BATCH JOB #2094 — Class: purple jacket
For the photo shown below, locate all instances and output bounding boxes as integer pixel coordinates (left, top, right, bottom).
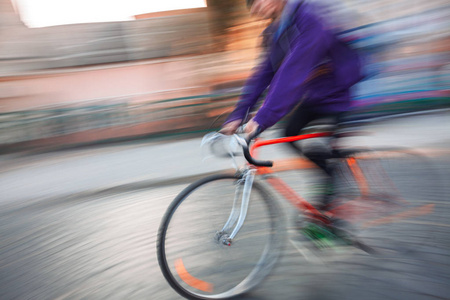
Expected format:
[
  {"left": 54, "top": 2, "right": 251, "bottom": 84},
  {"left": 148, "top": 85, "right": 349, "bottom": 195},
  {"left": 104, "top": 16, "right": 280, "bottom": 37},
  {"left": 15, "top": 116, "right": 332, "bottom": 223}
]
[{"left": 226, "top": 1, "right": 362, "bottom": 130}]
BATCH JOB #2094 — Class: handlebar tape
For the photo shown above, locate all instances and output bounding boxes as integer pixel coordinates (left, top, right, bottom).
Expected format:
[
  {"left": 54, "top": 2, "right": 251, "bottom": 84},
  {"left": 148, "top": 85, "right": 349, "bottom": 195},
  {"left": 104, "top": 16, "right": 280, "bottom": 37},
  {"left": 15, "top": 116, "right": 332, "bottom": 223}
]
[
  {"left": 243, "top": 127, "right": 273, "bottom": 167},
  {"left": 242, "top": 143, "right": 274, "bottom": 167}
]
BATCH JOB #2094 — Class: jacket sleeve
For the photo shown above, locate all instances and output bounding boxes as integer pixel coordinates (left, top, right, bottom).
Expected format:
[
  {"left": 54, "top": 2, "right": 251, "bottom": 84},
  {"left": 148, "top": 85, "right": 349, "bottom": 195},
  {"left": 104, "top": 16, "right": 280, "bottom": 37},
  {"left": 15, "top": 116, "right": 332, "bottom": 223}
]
[
  {"left": 224, "top": 55, "right": 275, "bottom": 124},
  {"left": 253, "top": 16, "right": 330, "bottom": 130}
]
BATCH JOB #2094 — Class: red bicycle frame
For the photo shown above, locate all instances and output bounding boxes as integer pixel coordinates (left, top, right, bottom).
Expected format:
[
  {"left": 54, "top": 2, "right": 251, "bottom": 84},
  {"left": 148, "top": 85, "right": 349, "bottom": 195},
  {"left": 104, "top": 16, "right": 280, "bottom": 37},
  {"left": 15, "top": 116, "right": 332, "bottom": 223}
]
[
  {"left": 249, "top": 132, "right": 434, "bottom": 227},
  {"left": 250, "top": 132, "right": 333, "bottom": 223}
]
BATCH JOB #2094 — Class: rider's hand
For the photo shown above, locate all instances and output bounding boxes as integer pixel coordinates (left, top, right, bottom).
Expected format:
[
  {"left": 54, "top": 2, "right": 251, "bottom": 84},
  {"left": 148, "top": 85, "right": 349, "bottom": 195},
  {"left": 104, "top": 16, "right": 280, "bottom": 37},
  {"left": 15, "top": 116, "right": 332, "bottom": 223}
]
[
  {"left": 220, "top": 119, "right": 242, "bottom": 135},
  {"left": 244, "top": 118, "right": 260, "bottom": 139}
]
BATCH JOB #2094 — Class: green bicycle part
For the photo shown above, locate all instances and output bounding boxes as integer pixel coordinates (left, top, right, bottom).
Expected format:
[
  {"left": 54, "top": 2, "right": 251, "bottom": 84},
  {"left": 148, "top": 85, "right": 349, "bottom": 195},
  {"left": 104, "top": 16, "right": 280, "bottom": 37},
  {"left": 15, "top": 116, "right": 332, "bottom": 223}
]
[{"left": 301, "top": 222, "right": 348, "bottom": 249}]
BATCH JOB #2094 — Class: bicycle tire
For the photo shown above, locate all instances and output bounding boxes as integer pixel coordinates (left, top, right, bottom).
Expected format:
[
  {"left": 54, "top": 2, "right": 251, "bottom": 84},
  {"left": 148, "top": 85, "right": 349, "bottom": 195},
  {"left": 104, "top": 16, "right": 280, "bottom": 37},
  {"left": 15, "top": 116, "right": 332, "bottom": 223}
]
[
  {"left": 331, "top": 147, "right": 442, "bottom": 253},
  {"left": 157, "top": 173, "right": 284, "bottom": 300}
]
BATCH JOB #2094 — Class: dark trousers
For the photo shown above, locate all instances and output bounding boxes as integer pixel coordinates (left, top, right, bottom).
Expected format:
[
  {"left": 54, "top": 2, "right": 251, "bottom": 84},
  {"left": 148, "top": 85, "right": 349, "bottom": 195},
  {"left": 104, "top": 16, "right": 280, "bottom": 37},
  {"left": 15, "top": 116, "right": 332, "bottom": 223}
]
[{"left": 284, "top": 105, "right": 340, "bottom": 177}]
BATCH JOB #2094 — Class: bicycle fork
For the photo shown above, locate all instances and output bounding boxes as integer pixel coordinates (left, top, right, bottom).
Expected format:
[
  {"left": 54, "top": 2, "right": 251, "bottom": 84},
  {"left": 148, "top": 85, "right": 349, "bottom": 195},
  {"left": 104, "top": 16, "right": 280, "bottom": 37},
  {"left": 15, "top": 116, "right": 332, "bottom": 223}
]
[{"left": 215, "top": 169, "right": 256, "bottom": 246}]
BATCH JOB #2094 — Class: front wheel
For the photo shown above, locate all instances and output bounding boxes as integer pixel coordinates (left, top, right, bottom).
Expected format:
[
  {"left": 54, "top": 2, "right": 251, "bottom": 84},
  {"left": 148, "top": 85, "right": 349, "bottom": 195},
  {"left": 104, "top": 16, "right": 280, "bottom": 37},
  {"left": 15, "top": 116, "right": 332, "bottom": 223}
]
[{"left": 157, "top": 174, "right": 284, "bottom": 300}]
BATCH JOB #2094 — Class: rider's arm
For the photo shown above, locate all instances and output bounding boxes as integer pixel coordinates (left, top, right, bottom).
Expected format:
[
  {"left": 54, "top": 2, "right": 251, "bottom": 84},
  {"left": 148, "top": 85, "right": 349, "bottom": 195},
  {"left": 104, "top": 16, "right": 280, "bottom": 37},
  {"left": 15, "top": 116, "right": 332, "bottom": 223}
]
[
  {"left": 253, "top": 15, "right": 331, "bottom": 130},
  {"left": 224, "top": 56, "right": 275, "bottom": 125}
]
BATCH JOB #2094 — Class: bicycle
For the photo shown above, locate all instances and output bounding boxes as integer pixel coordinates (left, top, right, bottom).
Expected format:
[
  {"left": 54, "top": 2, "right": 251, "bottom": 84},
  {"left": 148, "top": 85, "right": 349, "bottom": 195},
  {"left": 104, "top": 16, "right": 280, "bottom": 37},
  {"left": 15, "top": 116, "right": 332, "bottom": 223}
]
[{"left": 157, "top": 128, "right": 438, "bottom": 300}]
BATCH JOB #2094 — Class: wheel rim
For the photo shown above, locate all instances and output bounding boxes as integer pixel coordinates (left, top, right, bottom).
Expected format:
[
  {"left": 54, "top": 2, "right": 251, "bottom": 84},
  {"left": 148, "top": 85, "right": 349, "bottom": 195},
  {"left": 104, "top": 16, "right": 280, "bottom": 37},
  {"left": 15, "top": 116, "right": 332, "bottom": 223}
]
[{"left": 157, "top": 175, "right": 282, "bottom": 299}]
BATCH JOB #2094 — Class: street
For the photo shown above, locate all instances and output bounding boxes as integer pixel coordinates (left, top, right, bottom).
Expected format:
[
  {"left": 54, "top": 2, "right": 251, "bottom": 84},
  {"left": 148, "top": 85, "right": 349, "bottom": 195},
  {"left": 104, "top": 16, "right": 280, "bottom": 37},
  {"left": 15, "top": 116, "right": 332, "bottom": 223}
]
[{"left": 1, "top": 112, "right": 450, "bottom": 299}]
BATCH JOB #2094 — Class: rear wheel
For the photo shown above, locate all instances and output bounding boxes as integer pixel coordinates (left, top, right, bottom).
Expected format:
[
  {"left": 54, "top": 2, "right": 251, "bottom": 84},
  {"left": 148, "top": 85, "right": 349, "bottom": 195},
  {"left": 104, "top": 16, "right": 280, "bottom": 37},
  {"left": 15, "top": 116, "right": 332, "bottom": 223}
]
[
  {"left": 331, "top": 148, "right": 441, "bottom": 253},
  {"left": 157, "top": 173, "right": 284, "bottom": 299}
]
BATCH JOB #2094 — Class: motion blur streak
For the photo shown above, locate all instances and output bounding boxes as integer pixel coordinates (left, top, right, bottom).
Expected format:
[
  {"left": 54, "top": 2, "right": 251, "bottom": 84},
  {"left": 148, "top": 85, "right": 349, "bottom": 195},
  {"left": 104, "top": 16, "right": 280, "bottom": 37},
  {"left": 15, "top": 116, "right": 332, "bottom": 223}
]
[
  {"left": 0, "top": 0, "right": 448, "bottom": 149},
  {"left": 0, "top": 0, "right": 448, "bottom": 299}
]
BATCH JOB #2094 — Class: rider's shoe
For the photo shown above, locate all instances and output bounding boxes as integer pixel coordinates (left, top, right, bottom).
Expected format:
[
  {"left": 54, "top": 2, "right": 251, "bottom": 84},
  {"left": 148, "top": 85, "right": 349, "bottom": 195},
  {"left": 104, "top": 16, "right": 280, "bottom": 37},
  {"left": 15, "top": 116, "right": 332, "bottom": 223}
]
[{"left": 296, "top": 214, "right": 353, "bottom": 250}]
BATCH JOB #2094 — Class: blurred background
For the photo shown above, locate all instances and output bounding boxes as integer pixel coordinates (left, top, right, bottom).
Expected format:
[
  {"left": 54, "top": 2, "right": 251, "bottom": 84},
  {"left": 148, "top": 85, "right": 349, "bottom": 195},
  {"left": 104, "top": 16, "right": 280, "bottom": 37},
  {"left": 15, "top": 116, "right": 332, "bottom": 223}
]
[
  {"left": 0, "top": 1, "right": 449, "bottom": 300},
  {"left": 0, "top": 0, "right": 448, "bottom": 152}
]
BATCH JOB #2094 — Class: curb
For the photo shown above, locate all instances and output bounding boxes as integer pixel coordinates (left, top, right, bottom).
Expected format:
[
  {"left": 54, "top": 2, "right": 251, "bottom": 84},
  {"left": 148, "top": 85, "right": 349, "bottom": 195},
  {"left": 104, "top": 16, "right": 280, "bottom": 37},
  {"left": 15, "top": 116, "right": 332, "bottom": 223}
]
[
  {"left": 1, "top": 158, "right": 315, "bottom": 213},
  {"left": 2, "top": 149, "right": 448, "bottom": 213},
  {"left": 0, "top": 170, "right": 232, "bottom": 214}
]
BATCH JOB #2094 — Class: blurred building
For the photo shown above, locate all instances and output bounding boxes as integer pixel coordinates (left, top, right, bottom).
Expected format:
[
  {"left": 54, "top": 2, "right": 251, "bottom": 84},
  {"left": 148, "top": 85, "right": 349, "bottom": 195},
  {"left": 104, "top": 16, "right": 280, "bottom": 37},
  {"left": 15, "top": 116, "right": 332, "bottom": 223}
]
[
  {"left": 342, "top": 0, "right": 450, "bottom": 119},
  {"left": 0, "top": 0, "right": 269, "bottom": 151},
  {"left": 0, "top": 0, "right": 448, "bottom": 152}
]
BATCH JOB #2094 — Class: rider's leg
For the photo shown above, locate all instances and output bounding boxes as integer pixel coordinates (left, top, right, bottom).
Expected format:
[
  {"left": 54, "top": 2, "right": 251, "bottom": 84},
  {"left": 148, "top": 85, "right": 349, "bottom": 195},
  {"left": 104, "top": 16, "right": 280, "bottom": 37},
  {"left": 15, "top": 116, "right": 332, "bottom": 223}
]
[
  {"left": 284, "top": 106, "right": 339, "bottom": 210},
  {"left": 284, "top": 105, "right": 315, "bottom": 156}
]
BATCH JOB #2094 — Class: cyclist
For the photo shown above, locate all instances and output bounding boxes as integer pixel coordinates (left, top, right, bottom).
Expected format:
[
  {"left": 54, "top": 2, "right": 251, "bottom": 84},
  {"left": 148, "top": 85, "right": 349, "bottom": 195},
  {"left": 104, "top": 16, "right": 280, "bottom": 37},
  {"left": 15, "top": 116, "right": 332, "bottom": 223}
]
[{"left": 221, "top": 0, "right": 363, "bottom": 231}]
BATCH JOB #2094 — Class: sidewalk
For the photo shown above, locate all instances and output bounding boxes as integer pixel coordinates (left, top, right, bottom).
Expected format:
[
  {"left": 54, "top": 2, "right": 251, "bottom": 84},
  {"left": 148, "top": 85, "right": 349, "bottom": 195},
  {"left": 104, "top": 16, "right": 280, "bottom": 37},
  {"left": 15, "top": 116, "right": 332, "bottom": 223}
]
[{"left": 1, "top": 111, "right": 449, "bottom": 209}]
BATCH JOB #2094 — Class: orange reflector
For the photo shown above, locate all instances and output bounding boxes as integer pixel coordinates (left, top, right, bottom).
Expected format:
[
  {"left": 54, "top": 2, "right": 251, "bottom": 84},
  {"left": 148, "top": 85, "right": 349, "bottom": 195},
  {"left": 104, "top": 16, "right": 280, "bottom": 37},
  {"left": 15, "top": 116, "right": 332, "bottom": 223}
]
[{"left": 175, "top": 258, "right": 213, "bottom": 293}]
